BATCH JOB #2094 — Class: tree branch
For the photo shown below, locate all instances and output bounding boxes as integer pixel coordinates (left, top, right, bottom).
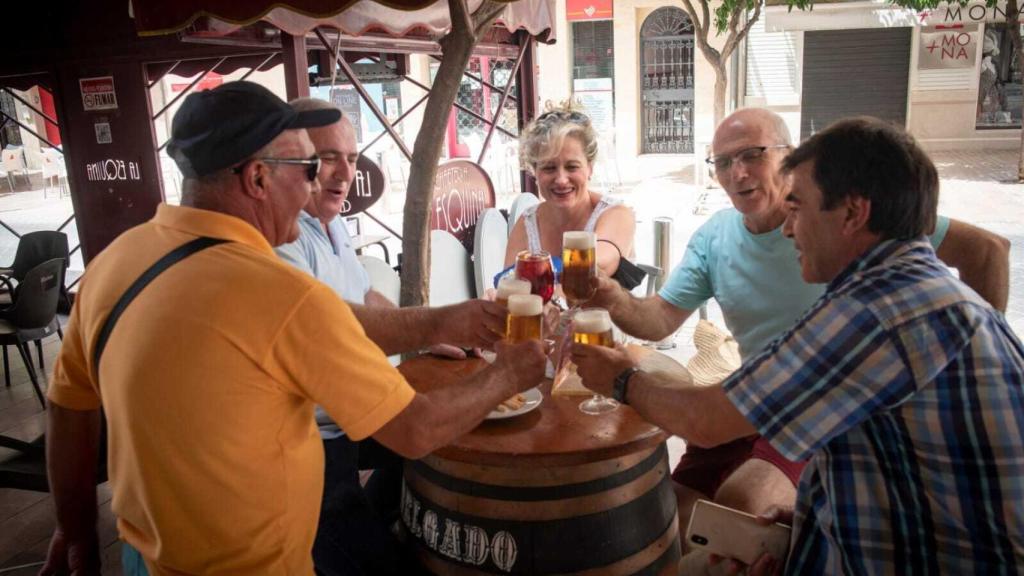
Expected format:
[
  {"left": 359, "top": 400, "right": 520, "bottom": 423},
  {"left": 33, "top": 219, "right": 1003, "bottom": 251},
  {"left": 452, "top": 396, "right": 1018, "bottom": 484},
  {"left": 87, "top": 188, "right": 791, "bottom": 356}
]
[
  {"left": 701, "top": 0, "right": 712, "bottom": 36},
  {"left": 472, "top": 0, "right": 506, "bottom": 38},
  {"left": 680, "top": 0, "right": 719, "bottom": 65}
]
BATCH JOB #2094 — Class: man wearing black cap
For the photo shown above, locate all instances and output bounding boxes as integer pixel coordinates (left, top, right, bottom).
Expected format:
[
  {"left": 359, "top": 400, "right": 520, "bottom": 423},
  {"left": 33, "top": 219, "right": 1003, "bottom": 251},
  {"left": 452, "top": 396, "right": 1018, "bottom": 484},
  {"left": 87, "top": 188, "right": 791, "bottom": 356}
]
[{"left": 40, "top": 81, "right": 546, "bottom": 575}]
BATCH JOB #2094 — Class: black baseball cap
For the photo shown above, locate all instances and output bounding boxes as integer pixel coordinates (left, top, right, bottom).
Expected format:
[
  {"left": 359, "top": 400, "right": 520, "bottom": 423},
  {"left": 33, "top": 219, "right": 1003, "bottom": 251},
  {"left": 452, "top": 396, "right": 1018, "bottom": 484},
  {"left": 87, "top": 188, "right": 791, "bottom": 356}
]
[{"left": 167, "top": 81, "right": 340, "bottom": 178}]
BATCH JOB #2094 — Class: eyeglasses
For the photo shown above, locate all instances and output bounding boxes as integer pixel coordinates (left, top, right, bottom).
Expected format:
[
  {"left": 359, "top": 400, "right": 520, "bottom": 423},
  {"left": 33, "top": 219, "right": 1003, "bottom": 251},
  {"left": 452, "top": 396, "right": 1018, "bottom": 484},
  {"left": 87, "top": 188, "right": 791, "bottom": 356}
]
[
  {"left": 232, "top": 155, "right": 321, "bottom": 182},
  {"left": 536, "top": 110, "right": 589, "bottom": 125},
  {"left": 705, "top": 145, "right": 789, "bottom": 172}
]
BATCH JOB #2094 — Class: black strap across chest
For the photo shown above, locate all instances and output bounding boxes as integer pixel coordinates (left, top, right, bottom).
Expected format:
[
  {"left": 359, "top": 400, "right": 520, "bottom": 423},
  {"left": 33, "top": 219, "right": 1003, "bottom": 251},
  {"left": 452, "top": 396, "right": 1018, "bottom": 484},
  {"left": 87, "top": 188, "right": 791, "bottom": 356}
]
[{"left": 92, "top": 236, "right": 228, "bottom": 374}]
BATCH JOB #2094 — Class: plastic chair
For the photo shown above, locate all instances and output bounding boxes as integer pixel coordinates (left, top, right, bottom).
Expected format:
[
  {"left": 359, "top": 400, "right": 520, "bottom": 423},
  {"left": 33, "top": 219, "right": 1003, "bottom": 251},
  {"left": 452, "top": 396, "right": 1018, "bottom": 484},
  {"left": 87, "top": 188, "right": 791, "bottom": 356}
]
[
  {"left": 429, "top": 230, "right": 474, "bottom": 307},
  {"left": 0, "top": 231, "right": 70, "bottom": 308},
  {"left": 40, "top": 148, "right": 67, "bottom": 199},
  {"left": 1, "top": 146, "right": 27, "bottom": 190},
  {"left": 472, "top": 208, "right": 508, "bottom": 298},
  {"left": 358, "top": 254, "right": 400, "bottom": 306},
  {"left": 0, "top": 258, "right": 65, "bottom": 407},
  {"left": 507, "top": 193, "right": 540, "bottom": 237}
]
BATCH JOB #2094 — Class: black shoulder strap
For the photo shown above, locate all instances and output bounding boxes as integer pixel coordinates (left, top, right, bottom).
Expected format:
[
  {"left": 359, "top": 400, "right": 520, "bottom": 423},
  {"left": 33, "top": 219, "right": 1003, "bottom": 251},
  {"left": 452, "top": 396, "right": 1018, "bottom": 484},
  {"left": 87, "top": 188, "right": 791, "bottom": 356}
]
[{"left": 92, "top": 236, "right": 228, "bottom": 374}]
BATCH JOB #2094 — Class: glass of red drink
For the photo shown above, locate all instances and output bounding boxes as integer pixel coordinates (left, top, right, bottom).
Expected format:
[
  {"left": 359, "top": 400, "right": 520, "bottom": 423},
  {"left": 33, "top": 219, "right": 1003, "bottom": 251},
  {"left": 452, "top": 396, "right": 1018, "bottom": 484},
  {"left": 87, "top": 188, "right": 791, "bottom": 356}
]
[{"left": 514, "top": 250, "right": 556, "bottom": 304}]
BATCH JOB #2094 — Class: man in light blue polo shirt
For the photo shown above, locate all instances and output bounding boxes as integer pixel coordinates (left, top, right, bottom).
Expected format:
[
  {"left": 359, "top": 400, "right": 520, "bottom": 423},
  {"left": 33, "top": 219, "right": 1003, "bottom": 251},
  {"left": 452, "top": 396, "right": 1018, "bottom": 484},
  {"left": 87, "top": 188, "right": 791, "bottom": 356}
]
[
  {"left": 275, "top": 99, "right": 506, "bottom": 576},
  {"left": 586, "top": 108, "right": 1010, "bottom": 551}
]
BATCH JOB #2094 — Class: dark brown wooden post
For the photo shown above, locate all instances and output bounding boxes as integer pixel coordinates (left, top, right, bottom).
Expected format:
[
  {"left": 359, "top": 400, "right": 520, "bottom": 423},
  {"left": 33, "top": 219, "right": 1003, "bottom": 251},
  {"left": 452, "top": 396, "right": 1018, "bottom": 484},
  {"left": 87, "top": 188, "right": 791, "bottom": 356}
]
[
  {"left": 516, "top": 32, "right": 538, "bottom": 196},
  {"left": 53, "top": 62, "right": 163, "bottom": 263},
  {"left": 281, "top": 32, "right": 310, "bottom": 100}
]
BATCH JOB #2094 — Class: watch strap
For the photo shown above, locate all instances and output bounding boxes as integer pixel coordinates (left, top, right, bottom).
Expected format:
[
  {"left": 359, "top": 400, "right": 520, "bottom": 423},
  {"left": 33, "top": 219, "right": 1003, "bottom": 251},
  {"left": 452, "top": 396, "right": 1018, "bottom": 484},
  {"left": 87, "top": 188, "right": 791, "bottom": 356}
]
[{"left": 613, "top": 367, "right": 640, "bottom": 404}]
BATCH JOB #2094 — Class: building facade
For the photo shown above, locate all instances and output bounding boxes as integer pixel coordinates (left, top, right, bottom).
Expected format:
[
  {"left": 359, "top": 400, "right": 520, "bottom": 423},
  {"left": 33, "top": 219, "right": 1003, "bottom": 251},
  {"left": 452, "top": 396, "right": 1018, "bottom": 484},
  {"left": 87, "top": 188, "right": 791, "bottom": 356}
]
[
  {"left": 536, "top": 0, "right": 736, "bottom": 183},
  {"left": 749, "top": 0, "right": 1021, "bottom": 150}
]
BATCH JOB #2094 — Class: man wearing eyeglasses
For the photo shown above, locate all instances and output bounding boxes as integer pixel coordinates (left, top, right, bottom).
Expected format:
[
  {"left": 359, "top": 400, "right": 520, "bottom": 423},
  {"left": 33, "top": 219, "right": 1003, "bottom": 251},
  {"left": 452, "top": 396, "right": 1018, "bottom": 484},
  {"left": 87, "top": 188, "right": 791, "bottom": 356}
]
[
  {"left": 275, "top": 98, "right": 508, "bottom": 576},
  {"left": 582, "top": 108, "right": 1010, "bottom": 550},
  {"left": 40, "top": 81, "right": 547, "bottom": 576}
]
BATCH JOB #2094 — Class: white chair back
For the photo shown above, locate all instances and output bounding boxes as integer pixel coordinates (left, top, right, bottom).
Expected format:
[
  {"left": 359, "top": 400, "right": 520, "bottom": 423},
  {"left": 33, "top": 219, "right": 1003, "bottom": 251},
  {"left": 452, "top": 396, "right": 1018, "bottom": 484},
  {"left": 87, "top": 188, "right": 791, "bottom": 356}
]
[
  {"left": 2, "top": 147, "right": 25, "bottom": 173},
  {"left": 357, "top": 255, "right": 400, "bottom": 306},
  {"left": 472, "top": 208, "right": 508, "bottom": 297},
  {"left": 429, "top": 229, "right": 474, "bottom": 307},
  {"left": 41, "top": 148, "right": 64, "bottom": 179},
  {"left": 507, "top": 192, "right": 540, "bottom": 236}
]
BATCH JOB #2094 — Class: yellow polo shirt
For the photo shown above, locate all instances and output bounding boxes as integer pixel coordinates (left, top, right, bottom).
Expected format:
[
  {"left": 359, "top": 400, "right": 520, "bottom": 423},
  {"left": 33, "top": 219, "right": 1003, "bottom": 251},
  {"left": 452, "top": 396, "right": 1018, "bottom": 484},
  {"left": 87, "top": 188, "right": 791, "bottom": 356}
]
[{"left": 48, "top": 204, "right": 414, "bottom": 574}]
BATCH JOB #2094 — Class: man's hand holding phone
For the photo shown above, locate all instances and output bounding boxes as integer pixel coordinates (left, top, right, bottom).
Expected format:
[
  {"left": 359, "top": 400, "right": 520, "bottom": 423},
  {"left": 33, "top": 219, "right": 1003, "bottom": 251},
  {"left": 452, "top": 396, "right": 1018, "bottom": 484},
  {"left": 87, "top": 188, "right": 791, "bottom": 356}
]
[{"left": 686, "top": 500, "right": 792, "bottom": 575}]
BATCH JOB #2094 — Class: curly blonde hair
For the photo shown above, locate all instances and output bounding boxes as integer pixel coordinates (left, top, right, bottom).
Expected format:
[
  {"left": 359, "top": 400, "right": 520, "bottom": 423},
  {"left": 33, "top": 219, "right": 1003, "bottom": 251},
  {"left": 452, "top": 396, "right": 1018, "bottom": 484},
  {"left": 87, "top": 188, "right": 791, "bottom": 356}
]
[{"left": 519, "top": 101, "right": 599, "bottom": 174}]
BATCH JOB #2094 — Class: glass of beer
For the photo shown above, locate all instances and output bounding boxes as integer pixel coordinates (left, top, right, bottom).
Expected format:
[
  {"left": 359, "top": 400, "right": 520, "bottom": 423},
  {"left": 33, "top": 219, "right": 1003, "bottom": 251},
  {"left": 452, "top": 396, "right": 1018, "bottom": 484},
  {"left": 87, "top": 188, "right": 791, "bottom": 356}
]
[
  {"left": 506, "top": 294, "right": 544, "bottom": 343},
  {"left": 562, "top": 231, "right": 597, "bottom": 309},
  {"left": 573, "top": 308, "right": 620, "bottom": 414},
  {"left": 514, "top": 250, "right": 556, "bottom": 304},
  {"left": 496, "top": 277, "right": 532, "bottom": 339}
]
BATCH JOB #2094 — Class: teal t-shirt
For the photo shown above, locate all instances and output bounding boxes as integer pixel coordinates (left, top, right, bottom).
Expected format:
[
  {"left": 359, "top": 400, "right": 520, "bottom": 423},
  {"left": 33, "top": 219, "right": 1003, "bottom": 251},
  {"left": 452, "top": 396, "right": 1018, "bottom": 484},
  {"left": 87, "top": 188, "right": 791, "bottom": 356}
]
[{"left": 659, "top": 209, "right": 949, "bottom": 358}]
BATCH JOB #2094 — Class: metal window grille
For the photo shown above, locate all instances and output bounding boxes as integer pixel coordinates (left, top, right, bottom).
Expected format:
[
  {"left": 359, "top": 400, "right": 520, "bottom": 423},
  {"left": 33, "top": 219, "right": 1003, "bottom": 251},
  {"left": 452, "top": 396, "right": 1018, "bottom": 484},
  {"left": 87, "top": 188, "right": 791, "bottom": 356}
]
[{"left": 640, "top": 7, "right": 694, "bottom": 154}]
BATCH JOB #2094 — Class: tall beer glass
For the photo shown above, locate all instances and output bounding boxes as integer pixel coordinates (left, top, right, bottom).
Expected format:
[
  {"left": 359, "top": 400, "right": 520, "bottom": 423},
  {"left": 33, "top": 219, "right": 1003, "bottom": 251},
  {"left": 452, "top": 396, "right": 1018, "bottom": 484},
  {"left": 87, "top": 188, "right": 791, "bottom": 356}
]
[
  {"left": 562, "top": 231, "right": 597, "bottom": 309},
  {"left": 514, "top": 250, "right": 556, "bottom": 304},
  {"left": 506, "top": 294, "right": 543, "bottom": 343},
  {"left": 573, "top": 308, "right": 620, "bottom": 414},
  {"left": 496, "top": 277, "right": 532, "bottom": 339}
]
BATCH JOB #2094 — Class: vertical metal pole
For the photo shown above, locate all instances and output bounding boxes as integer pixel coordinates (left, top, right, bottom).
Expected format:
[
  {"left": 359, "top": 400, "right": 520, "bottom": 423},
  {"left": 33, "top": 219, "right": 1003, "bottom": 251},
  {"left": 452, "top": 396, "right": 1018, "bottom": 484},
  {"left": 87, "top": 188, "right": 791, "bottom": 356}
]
[
  {"left": 653, "top": 217, "right": 672, "bottom": 292},
  {"left": 652, "top": 217, "right": 679, "bottom": 348}
]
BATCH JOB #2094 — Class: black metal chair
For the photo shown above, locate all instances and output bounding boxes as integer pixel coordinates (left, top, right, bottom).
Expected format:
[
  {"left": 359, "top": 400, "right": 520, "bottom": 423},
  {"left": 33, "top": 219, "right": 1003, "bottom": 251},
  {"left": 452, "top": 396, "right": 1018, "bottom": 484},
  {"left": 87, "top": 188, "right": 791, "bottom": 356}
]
[
  {"left": 0, "top": 258, "right": 64, "bottom": 406},
  {"left": 0, "top": 230, "right": 71, "bottom": 310}
]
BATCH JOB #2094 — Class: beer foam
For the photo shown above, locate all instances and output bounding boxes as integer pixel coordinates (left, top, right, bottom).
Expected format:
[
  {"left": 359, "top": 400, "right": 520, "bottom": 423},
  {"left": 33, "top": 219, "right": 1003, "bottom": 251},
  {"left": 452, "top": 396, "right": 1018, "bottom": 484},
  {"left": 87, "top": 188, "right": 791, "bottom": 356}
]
[
  {"left": 563, "top": 231, "right": 595, "bottom": 250},
  {"left": 574, "top": 309, "right": 612, "bottom": 333},
  {"left": 496, "top": 277, "right": 532, "bottom": 299},
  {"left": 508, "top": 294, "right": 543, "bottom": 316}
]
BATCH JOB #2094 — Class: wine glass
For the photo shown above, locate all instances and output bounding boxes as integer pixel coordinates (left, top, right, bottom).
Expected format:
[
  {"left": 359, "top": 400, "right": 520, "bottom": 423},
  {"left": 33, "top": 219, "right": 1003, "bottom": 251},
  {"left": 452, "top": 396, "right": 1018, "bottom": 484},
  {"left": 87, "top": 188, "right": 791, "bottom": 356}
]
[
  {"left": 515, "top": 250, "right": 555, "bottom": 304},
  {"left": 561, "top": 231, "right": 597, "bottom": 311},
  {"left": 573, "top": 308, "right": 619, "bottom": 415}
]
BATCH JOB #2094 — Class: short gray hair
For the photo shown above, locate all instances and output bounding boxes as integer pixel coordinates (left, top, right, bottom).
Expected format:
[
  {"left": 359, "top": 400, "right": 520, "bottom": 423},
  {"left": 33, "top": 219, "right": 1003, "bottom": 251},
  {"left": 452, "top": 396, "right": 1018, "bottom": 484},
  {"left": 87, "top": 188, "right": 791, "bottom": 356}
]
[{"left": 290, "top": 97, "right": 340, "bottom": 114}]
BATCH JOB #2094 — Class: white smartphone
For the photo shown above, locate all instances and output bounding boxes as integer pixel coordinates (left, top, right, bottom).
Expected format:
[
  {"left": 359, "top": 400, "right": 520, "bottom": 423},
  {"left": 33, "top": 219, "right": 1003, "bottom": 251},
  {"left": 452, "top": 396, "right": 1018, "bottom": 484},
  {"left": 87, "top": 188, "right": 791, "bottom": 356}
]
[{"left": 685, "top": 499, "right": 792, "bottom": 566}]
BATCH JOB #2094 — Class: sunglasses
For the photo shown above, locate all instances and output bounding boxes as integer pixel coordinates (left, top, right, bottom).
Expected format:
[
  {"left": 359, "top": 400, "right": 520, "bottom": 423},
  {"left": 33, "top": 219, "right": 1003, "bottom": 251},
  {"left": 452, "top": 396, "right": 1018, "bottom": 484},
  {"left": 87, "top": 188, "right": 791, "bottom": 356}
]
[
  {"left": 233, "top": 155, "right": 321, "bottom": 182},
  {"left": 536, "top": 110, "right": 589, "bottom": 124}
]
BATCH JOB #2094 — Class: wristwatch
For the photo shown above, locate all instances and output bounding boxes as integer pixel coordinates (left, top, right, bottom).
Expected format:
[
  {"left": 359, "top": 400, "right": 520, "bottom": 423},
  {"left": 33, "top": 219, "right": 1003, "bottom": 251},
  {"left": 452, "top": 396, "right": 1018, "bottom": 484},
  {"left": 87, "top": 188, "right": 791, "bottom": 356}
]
[{"left": 613, "top": 367, "right": 641, "bottom": 405}]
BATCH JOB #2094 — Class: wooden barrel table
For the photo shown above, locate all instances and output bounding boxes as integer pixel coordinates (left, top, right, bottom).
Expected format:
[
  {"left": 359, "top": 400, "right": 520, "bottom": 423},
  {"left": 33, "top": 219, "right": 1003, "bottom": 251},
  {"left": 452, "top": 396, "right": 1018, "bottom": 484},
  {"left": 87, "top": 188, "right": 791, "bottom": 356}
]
[{"left": 398, "top": 351, "right": 682, "bottom": 575}]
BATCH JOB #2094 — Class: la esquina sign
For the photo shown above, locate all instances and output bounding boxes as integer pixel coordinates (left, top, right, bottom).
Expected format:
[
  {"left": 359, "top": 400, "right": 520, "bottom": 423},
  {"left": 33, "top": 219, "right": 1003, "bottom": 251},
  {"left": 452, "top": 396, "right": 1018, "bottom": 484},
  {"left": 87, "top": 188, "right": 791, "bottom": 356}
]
[{"left": 430, "top": 160, "right": 496, "bottom": 253}]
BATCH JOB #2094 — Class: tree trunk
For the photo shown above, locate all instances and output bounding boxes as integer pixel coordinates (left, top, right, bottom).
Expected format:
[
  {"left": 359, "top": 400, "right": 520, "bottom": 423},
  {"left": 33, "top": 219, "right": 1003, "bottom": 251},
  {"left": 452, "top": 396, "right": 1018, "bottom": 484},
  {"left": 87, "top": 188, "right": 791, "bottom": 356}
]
[
  {"left": 712, "top": 62, "right": 729, "bottom": 127},
  {"left": 399, "top": 0, "right": 503, "bottom": 306}
]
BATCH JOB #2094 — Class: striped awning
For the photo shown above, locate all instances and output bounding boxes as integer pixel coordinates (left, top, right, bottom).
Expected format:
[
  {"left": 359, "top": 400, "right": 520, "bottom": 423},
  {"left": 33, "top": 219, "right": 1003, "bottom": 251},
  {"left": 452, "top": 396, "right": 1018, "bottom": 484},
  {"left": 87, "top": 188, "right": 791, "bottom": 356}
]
[{"left": 130, "top": 0, "right": 556, "bottom": 42}]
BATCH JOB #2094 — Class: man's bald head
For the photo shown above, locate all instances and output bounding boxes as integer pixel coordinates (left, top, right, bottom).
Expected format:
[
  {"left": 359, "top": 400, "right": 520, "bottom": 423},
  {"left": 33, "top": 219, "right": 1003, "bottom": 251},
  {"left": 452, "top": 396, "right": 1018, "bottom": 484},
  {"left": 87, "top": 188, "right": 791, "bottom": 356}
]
[{"left": 714, "top": 108, "right": 792, "bottom": 152}]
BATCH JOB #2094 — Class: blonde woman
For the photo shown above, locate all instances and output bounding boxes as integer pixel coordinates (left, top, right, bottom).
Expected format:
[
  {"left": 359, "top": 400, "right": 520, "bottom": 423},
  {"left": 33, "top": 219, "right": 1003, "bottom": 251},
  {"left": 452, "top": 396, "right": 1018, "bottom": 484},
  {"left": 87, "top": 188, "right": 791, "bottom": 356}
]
[{"left": 504, "top": 106, "right": 636, "bottom": 285}]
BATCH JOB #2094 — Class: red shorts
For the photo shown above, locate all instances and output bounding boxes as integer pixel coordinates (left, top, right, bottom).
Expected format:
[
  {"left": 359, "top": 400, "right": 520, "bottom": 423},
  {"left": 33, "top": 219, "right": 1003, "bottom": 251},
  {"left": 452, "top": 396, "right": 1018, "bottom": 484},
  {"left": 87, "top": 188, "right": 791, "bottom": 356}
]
[{"left": 671, "top": 435, "right": 806, "bottom": 497}]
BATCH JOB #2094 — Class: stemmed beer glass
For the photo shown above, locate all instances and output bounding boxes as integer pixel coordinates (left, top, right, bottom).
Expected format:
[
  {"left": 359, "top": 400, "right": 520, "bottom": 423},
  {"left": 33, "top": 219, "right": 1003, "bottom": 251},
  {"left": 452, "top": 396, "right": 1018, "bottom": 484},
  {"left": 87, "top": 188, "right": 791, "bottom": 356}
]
[
  {"left": 561, "top": 231, "right": 597, "bottom": 311},
  {"left": 573, "top": 308, "right": 620, "bottom": 414}
]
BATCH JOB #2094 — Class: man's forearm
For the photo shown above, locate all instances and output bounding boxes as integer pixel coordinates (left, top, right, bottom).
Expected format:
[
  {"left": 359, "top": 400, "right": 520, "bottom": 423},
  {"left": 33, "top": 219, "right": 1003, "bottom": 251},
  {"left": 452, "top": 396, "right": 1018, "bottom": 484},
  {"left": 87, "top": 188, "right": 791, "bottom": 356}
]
[
  {"left": 626, "top": 371, "right": 755, "bottom": 448},
  {"left": 47, "top": 403, "right": 102, "bottom": 538},
  {"left": 609, "top": 293, "right": 690, "bottom": 342},
  {"left": 350, "top": 303, "right": 441, "bottom": 355},
  {"left": 373, "top": 363, "right": 520, "bottom": 459}
]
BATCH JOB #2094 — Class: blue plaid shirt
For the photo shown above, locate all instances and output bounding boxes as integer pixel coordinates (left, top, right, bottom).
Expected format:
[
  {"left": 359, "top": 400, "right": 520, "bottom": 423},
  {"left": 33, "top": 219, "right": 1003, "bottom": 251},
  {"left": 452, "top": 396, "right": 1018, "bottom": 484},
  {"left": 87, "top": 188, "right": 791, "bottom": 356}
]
[{"left": 724, "top": 238, "right": 1024, "bottom": 574}]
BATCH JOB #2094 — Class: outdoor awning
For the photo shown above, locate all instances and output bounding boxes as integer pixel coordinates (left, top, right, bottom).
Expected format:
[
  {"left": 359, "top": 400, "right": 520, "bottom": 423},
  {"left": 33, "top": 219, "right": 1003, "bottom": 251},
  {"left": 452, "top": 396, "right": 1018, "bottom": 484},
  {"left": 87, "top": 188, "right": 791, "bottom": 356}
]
[{"left": 130, "top": 0, "right": 556, "bottom": 42}]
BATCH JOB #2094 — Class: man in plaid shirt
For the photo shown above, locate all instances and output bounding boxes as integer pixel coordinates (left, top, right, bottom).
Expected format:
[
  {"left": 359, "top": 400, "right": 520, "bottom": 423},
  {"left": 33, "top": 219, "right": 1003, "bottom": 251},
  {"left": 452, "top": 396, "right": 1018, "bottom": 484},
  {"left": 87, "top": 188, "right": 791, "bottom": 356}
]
[{"left": 572, "top": 116, "right": 1024, "bottom": 574}]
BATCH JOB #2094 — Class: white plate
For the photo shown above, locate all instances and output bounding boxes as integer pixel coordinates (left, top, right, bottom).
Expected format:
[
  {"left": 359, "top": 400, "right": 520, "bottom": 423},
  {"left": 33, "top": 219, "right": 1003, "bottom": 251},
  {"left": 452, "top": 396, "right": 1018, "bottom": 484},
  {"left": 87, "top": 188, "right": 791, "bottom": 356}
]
[{"left": 487, "top": 387, "right": 543, "bottom": 420}]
